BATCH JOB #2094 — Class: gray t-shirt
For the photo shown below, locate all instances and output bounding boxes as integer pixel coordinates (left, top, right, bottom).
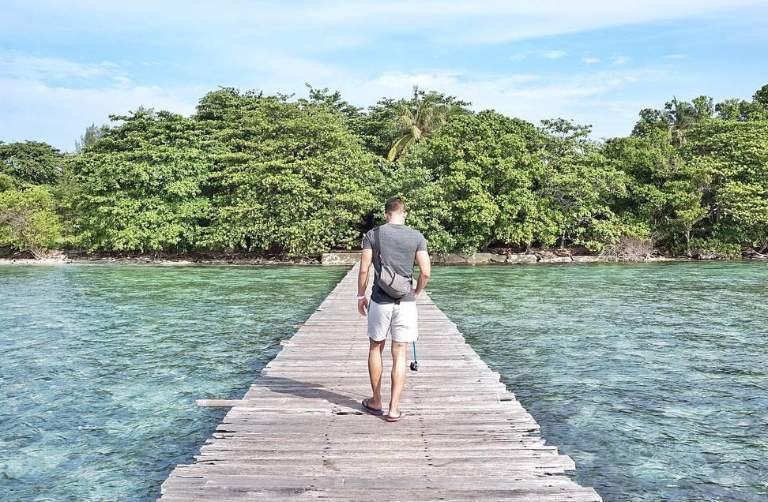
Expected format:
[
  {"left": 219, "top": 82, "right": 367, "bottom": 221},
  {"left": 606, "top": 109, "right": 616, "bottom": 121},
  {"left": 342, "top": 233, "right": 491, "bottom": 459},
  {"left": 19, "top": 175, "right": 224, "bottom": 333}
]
[{"left": 361, "top": 223, "right": 428, "bottom": 304}]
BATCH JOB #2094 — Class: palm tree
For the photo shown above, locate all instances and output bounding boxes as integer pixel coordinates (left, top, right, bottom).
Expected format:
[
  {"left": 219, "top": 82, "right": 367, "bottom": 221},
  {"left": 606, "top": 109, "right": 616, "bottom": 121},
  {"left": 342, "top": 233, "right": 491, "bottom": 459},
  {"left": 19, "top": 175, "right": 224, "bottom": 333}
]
[
  {"left": 386, "top": 87, "right": 450, "bottom": 161},
  {"left": 665, "top": 97, "right": 712, "bottom": 146}
]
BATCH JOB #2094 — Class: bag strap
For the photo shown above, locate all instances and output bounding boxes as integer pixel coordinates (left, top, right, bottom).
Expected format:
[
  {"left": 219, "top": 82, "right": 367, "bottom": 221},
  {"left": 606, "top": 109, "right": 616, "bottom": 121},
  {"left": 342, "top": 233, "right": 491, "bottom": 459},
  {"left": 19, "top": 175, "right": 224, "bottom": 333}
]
[
  {"left": 374, "top": 225, "right": 413, "bottom": 281},
  {"left": 374, "top": 226, "right": 384, "bottom": 269}
]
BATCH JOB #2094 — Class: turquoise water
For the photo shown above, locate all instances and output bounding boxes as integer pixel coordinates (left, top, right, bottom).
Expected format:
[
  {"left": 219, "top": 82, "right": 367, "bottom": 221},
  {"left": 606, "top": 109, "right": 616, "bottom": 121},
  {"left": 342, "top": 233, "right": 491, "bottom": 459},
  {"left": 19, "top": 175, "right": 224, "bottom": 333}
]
[
  {"left": 0, "top": 265, "right": 346, "bottom": 501},
  {"left": 2, "top": 263, "right": 767, "bottom": 501},
  {"left": 428, "top": 262, "right": 768, "bottom": 502}
]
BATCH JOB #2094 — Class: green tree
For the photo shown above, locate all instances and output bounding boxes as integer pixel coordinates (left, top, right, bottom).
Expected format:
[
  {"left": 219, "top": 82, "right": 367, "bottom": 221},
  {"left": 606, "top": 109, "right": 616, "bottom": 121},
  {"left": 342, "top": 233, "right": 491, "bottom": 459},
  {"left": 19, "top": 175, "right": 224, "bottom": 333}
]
[
  {"left": 715, "top": 98, "right": 751, "bottom": 121},
  {"left": 378, "top": 163, "right": 455, "bottom": 252},
  {"left": 691, "top": 96, "right": 715, "bottom": 120},
  {"left": 303, "top": 84, "right": 364, "bottom": 127},
  {"left": 3, "top": 83, "right": 766, "bottom": 258},
  {"left": 386, "top": 87, "right": 453, "bottom": 161},
  {"left": 632, "top": 108, "right": 668, "bottom": 137},
  {"left": 74, "top": 123, "right": 107, "bottom": 153},
  {"left": 633, "top": 96, "right": 713, "bottom": 146},
  {"left": 659, "top": 159, "right": 712, "bottom": 256},
  {"left": 69, "top": 108, "right": 211, "bottom": 253},
  {"left": 717, "top": 181, "right": 768, "bottom": 252},
  {"left": 0, "top": 141, "right": 64, "bottom": 185},
  {"left": 358, "top": 89, "right": 470, "bottom": 159},
  {"left": 0, "top": 173, "right": 16, "bottom": 193},
  {"left": 603, "top": 130, "right": 671, "bottom": 237},
  {"left": 0, "top": 186, "right": 62, "bottom": 257},
  {"left": 539, "top": 119, "right": 628, "bottom": 250},
  {"left": 394, "top": 110, "right": 549, "bottom": 253},
  {"left": 665, "top": 97, "right": 698, "bottom": 146},
  {"left": 196, "top": 88, "right": 381, "bottom": 256},
  {"left": 685, "top": 119, "right": 768, "bottom": 252},
  {"left": 753, "top": 84, "right": 768, "bottom": 108},
  {"left": 604, "top": 128, "right": 712, "bottom": 255}
]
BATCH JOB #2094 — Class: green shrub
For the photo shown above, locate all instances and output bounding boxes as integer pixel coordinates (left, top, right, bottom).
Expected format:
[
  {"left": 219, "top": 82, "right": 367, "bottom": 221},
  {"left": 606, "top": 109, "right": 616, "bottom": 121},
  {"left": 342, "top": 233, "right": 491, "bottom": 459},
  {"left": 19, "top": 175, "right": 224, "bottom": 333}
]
[{"left": 0, "top": 186, "right": 62, "bottom": 257}]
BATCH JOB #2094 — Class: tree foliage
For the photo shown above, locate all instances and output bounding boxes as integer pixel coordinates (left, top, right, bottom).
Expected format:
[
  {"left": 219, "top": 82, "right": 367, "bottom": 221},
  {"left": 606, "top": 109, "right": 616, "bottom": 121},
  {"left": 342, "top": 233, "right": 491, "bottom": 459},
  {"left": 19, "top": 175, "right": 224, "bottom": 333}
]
[
  {"left": 4, "top": 83, "right": 768, "bottom": 258},
  {"left": 195, "top": 88, "right": 381, "bottom": 255},
  {"left": 68, "top": 108, "right": 211, "bottom": 253},
  {"left": 0, "top": 141, "right": 64, "bottom": 185},
  {"left": 538, "top": 120, "right": 628, "bottom": 250},
  {"left": 74, "top": 123, "right": 107, "bottom": 153},
  {"left": 0, "top": 186, "right": 62, "bottom": 257},
  {"left": 357, "top": 88, "right": 470, "bottom": 159}
]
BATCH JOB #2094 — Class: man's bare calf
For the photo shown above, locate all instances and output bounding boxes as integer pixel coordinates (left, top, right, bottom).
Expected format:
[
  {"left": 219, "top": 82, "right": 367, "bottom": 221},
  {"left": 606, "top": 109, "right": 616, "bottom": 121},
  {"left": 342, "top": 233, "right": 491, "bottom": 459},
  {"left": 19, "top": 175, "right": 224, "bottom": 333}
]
[
  {"left": 367, "top": 339, "right": 386, "bottom": 409},
  {"left": 388, "top": 341, "right": 408, "bottom": 418}
]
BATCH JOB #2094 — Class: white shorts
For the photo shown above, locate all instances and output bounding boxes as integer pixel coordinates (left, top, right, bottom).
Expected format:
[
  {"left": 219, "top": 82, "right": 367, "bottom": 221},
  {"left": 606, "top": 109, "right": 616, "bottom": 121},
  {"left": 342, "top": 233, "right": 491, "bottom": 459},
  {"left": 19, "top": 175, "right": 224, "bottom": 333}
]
[{"left": 367, "top": 300, "right": 419, "bottom": 343}]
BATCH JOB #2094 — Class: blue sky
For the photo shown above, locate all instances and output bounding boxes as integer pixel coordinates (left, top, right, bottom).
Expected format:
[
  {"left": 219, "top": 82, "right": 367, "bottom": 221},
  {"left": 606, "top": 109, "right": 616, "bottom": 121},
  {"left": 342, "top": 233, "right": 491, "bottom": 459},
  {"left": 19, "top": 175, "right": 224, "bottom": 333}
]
[{"left": 2, "top": 0, "right": 767, "bottom": 151}]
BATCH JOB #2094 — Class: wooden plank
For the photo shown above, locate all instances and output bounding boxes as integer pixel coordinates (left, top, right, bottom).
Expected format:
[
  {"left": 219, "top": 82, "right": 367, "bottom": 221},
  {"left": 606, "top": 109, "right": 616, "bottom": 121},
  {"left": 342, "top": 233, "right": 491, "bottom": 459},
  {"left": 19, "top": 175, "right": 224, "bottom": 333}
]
[
  {"left": 159, "top": 263, "right": 601, "bottom": 501},
  {"left": 196, "top": 399, "right": 244, "bottom": 407}
]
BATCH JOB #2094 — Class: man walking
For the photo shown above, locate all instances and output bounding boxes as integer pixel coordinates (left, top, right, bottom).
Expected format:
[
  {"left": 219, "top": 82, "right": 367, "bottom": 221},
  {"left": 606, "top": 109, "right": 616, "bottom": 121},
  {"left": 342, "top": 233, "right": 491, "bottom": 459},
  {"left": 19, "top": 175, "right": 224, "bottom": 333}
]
[{"left": 357, "top": 197, "right": 431, "bottom": 422}]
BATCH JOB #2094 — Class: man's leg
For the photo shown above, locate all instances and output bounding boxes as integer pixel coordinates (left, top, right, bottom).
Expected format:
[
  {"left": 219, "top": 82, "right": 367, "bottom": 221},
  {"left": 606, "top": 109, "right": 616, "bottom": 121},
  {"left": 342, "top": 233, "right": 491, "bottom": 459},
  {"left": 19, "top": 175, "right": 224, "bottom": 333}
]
[
  {"left": 366, "top": 300, "right": 391, "bottom": 409},
  {"left": 367, "top": 338, "right": 386, "bottom": 408},
  {"left": 388, "top": 301, "right": 418, "bottom": 418},
  {"left": 388, "top": 341, "right": 408, "bottom": 416}
]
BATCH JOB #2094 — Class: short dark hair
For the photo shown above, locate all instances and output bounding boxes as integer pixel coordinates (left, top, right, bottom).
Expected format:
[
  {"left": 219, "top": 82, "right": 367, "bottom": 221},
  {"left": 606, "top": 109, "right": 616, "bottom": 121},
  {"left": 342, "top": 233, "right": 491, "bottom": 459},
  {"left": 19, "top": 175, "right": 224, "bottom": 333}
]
[{"left": 385, "top": 196, "right": 405, "bottom": 214}]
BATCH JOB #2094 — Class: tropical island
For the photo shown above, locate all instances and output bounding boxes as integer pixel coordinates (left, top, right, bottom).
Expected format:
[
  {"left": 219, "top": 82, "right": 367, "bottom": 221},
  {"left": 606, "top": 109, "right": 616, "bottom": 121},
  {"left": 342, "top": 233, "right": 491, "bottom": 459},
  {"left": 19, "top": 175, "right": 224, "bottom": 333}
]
[{"left": 1, "top": 84, "right": 767, "bottom": 264}]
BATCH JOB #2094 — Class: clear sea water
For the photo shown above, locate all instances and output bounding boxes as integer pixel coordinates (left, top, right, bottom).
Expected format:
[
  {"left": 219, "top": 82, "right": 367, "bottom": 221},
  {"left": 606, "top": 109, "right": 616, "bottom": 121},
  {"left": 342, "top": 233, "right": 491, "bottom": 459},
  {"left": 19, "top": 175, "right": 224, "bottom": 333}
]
[
  {"left": 427, "top": 262, "right": 768, "bottom": 502},
  {"left": 1, "top": 263, "right": 767, "bottom": 501},
  {"left": 0, "top": 265, "right": 346, "bottom": 501}
]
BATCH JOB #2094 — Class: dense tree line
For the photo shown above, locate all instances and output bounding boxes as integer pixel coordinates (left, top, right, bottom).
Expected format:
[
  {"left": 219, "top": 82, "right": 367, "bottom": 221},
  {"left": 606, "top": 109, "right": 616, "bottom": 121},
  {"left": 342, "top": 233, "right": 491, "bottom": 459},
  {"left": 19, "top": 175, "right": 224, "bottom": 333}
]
[{"left": 1, "top": 84, "right": 767, "bottom": 258}]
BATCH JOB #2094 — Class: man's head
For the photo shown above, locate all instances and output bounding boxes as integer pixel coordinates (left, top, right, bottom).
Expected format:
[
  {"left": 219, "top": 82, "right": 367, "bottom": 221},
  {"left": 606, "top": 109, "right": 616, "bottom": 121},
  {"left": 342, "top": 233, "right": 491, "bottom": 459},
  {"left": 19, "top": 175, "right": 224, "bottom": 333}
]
[{"left": 385, "top": 196, "right": 406, "bottom": 224}]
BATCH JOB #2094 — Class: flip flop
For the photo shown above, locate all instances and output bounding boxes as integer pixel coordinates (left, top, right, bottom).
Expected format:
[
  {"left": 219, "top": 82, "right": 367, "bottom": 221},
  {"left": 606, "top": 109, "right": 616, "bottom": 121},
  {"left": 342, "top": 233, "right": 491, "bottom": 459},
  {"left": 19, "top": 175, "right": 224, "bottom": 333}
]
[
  {"left": 361, "top": 398, "right": 384, "bottom": 416},
  {"left": 386, "top": 411, "right": 405, "bottom": 422}
]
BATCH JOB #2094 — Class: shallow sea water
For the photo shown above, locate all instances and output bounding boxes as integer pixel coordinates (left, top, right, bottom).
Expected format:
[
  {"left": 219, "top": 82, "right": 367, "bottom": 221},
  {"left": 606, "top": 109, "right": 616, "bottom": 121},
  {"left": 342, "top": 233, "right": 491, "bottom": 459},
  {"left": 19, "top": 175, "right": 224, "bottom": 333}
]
[
  {"left": 2, "top": 262, "right": 767, "bottom": 501},
  {"left": 427, "top": 262, "right": 768, "bottom": 502},
  {"left": 0, "top": 265, "right": 346, "bottom": 501}
]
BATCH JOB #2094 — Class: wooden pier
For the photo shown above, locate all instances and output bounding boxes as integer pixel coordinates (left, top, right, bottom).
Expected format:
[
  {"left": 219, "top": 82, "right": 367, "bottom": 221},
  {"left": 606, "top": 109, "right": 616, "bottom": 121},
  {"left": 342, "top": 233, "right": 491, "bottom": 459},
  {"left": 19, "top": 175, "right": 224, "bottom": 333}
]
[{"left": 160, "top": 264, "right": 601, "bottom": 501}]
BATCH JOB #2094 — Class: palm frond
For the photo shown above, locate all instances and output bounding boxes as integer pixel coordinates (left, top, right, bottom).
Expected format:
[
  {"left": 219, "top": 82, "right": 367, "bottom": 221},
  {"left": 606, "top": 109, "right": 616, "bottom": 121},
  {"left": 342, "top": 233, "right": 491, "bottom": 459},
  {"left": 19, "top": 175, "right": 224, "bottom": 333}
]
[{"left": 386, "top": 134, "right": 412, "bottom": 161}]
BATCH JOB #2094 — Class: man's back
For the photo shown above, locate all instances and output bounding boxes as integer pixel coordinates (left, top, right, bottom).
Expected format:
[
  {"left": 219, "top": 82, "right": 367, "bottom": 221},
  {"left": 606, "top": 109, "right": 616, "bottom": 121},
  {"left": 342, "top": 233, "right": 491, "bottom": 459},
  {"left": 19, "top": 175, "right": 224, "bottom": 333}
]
[{"left": 362, "top": 222, "right": 427, "bottom": 304}]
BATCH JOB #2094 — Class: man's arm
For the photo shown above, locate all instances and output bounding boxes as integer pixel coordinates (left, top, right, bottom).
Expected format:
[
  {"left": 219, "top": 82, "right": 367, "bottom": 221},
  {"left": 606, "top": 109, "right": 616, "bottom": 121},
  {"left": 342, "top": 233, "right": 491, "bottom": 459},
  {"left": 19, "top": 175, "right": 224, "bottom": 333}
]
[
  {"left": 414, "top": 250, "right": 431, "bottom": 296},
  {"left": 357, "top": 248, "right": 373, "bottom": 316}
]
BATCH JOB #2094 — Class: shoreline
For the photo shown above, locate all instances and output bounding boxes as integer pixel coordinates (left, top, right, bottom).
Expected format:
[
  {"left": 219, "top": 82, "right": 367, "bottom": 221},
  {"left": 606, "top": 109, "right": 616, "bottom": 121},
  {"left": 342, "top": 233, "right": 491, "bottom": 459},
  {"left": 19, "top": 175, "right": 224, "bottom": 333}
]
[
  {"left": 1, "top": 250, "right": 765, "bottom": 267},
  {"left": 0, "top": 256, "right": 321, "bottom": 267}
]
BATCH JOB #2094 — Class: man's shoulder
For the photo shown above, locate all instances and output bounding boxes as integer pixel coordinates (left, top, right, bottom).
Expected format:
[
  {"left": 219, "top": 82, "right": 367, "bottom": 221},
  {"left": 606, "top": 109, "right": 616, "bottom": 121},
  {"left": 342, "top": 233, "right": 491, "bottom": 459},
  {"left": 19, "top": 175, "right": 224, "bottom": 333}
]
[
  {"left": 365, "top": 225, "right": 384, "bottom": 240},
  {"left": 392, "top": 224, "right": 421, "bottom": 235},
  {"left": 405, "top": 225, "right": 426, "bottom": 241},
  {"left": 412, "top": 226, "right": 425, "bottom": 238},
  {"left": 361, "top": 227, "right": 376, "bottom": 248},
  {"left": 371, "top": 224, "right": 425, "bottom": 243}
]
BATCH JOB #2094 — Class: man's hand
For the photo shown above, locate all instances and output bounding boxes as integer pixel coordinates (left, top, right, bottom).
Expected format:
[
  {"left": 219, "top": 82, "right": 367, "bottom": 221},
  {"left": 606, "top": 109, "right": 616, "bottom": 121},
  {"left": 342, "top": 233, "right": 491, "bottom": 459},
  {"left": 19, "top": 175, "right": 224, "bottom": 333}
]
[
  {"left": 358, "top": 297, "right": 369, "bottom": 316},
  {"left": 358, "top": 248, "right": 373, "bottom": 316},
  {"left": 414, "top": 249, "right": 431, "bottom": 298}
]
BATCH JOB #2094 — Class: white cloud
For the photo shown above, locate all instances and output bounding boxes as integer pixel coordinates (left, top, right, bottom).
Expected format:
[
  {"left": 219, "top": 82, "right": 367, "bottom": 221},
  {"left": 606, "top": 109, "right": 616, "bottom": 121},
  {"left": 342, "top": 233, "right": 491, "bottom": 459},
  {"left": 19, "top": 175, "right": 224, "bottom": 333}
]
[
  {"left": 2, "top": 0, "right": 763, "bottom": 48},
  {"left": 0, "top": 54, "right": 643, "bottom": 143},
  {"left": 542, "top": 50, "right": 568, "bottom": 60},
  {"left": 664, "top": 53, "right": 688, "bottom": 60},
  {"left": 0, "top": 47, "right": 703, "bottom": 149},
  {"left": 0, "top": 51, "right": 121, "bottom": 82},
  {"left": 338, "top": 69, "right": 647, "bottom": 138},
  {"left": 0, "top": 52, "right": 203, "bottom": 150},
  {"left": 0, "top": 77, "right": 202, "bottom": 151},
  {"left": 1, "top": 0, "right": 765, "bottom": 147},
  {"left": 510, "top": 49, "right": 567, "bottom": 61},
  {"left": 612, "top": 56, "right": 631, "bottom": 65}
]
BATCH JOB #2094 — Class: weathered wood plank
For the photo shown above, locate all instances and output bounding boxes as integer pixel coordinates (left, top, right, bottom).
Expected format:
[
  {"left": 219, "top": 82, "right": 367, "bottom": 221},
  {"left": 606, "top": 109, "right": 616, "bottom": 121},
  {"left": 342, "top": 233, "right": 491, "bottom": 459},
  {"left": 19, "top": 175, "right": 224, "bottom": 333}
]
[{"left": 159, "top": 263, "right": 601, "bottom": 501}]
